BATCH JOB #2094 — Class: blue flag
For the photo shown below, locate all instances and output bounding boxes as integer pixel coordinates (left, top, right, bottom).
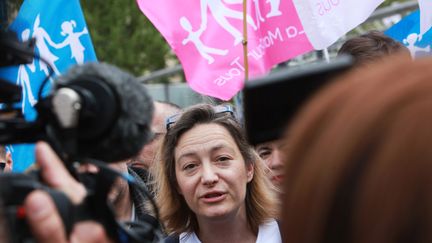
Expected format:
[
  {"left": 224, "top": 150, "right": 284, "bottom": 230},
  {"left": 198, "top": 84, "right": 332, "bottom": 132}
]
[
  {"left": 0, "top": 0, "right": 97, "bottom": 172},
  {"left": 385, "top": 10, "right": 432, "bottom": 58}
]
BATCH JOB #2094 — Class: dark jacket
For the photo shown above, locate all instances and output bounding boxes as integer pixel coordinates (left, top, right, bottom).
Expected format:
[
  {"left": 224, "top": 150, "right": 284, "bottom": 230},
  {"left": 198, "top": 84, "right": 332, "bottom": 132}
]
[{"left": 128, "top": 166, "right": 152, "bottom": 220}]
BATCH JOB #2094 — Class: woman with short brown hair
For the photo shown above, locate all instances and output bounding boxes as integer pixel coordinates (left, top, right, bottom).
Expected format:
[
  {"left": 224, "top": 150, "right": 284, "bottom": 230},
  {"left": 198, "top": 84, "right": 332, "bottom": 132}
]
[{"left": 153, "top": 104, "right": 279, "bottom": 243}]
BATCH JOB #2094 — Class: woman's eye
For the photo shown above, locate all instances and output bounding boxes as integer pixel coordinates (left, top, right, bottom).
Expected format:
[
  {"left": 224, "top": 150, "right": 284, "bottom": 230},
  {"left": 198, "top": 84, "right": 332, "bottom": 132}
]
[
  {"left": 183, "top": 163, "right": 197, "bottom": 171},
  {"left": 217, "top": 156, "right": 231, "bottom": 162}
]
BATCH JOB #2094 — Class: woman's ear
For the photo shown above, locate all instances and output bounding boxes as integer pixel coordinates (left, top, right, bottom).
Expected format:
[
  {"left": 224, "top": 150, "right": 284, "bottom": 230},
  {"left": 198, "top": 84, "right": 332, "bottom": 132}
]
[
  {"left": 5, "top": 152, "right": 13, "bottom": 172},
  {"left": 246, "top": 163, "right": 254, "bottom": 182}
]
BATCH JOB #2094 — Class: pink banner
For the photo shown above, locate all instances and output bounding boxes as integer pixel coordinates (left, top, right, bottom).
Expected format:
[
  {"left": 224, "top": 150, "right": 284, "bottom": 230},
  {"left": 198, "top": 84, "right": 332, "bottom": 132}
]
[{"left": 137, "top": 0, "right": 313, "bottom": 100}]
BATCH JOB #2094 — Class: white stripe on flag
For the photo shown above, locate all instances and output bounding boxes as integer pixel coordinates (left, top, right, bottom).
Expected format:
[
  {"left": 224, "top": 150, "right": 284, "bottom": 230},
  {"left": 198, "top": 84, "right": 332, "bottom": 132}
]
[
  {"left": 292, "top": 0, "right": 383, "bottom": 50},
  {"left": 418, "top": 0, "right": 432, "bottom": 37}
]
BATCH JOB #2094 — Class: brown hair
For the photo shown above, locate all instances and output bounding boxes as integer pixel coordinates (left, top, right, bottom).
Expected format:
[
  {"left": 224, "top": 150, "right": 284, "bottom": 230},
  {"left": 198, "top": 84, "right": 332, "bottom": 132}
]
[
  {"left": 153, "top": 104, "right": 278, "bottom": 235},
  {"left": 281, "top": 55, "right": 432, "bottom": 243},
  {"left": 0, "top": 146, "right": 6, "bottom": 161},
  {"left": 338, "top": 30, "right": 409, "bottom": 64}
]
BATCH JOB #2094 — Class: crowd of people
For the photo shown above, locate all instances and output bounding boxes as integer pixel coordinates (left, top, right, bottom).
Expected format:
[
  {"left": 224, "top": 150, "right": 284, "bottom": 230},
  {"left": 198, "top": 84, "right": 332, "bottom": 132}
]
[{"left": 2, "top": 29, "right": 432, "bottom": 243}]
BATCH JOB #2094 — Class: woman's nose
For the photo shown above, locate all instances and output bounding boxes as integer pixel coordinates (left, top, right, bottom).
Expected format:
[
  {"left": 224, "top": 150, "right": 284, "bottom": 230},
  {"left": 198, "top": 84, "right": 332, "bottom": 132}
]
[{"left": 201, "top": 163, "right": 218, "bottom": 186}]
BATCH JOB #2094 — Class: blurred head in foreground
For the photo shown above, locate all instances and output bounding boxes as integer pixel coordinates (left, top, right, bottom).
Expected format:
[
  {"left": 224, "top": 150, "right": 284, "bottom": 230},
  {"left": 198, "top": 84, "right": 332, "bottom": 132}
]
[{"left": 281, "top": 55, "right": 432, "bottom": 243}]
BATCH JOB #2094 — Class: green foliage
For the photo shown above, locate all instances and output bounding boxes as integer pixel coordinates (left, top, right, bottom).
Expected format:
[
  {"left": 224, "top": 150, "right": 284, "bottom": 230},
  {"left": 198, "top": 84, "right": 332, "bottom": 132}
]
[
  {"left": 379, "top": 0, "right": 410, "bottom": 8},
  {"left": 6, "top": 0, "right": 23, "bottom": 23},
  {"left": 80, "top": 0, "right": 173, "bottom": 76}
]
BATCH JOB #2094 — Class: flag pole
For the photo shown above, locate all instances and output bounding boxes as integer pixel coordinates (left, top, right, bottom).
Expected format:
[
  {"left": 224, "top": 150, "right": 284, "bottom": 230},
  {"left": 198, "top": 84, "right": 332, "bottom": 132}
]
[
  {"left": 242, "top": 0, "right": 249, "bottom": 82},
  {"left": 236, "top": 0, "right": 248, "bottom": 124},
  {"left": 323, "top": 48, "right": 330, "bottom": 63}
]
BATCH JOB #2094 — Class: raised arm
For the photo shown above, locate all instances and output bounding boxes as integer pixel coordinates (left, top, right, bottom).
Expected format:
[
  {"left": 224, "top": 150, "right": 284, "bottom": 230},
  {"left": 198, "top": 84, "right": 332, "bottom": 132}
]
[
  {"left": 79, "top": 27, "right": 89, "bottom": 37},
  {"left": 199, "top": 0, "right": 209, "bottom": 31},
  {"left": 39, "top": 29, "right": 64, "bottom": 49}
]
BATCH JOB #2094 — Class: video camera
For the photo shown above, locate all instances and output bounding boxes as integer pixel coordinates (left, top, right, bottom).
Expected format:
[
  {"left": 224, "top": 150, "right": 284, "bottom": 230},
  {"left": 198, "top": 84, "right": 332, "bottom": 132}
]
[
  {"left": 0, "top": 29, "right": 162, "bottom": 243},
  {"left": 243, "top": 56, "right": 354, "bottom": 145}
]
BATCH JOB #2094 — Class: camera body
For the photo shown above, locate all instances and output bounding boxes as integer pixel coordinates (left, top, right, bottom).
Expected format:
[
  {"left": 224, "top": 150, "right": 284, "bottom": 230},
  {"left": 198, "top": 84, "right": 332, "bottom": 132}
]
[
  {"left": 0, "top": 173, "right": 75, "bottom": 243},
  {"left": 243, "top": 56, "right": 354, "bottom": 145}
]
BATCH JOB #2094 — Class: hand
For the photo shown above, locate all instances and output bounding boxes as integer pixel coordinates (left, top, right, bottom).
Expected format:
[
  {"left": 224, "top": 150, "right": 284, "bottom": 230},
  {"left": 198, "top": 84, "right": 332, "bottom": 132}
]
[
  {"left": 24, "top": 142, "right": 112, "bottom": 243},
  {"left": 25, "top": 191, "right": 112, "bottom": 243},
  {"left": 34, "top": 142, "right": 86, "bottom": 204}
]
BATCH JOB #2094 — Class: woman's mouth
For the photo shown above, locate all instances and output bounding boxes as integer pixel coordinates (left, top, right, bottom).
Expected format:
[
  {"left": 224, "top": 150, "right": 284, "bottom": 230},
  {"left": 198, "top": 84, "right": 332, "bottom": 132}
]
[{"left": 201, "top": 192, "right": 226, "bottom": 203}]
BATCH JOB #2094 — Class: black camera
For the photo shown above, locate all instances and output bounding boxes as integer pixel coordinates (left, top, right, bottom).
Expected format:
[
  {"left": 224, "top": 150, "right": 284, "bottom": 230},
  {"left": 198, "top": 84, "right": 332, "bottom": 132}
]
[
  {"left": 243, "top": 56, "right": 354, "bottom": 145},
  {"left": 0, "top": 29, "right": 162, "bottom": 243},
  {"left": 0, "top": 173, "right": 75, "bottom": 242}
]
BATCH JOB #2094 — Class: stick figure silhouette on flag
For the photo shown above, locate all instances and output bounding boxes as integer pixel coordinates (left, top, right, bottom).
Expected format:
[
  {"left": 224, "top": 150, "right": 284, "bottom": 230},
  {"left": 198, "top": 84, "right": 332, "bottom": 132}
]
[{"left": 0, "top": 0, "right": 97, "bottom": 171}]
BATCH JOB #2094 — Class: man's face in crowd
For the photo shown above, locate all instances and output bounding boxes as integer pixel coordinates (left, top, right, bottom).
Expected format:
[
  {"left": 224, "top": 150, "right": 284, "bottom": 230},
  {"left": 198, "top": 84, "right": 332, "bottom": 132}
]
[
  {"left": 129, "top": 102, "right": 179, "bottom": 170},
  {"left": 255, "top": 139, "right": 285, "bottom": 189}
]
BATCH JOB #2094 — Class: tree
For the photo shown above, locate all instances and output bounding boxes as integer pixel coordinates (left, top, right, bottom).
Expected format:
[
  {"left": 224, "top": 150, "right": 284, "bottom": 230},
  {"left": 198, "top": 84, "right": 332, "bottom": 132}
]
[
  {"left": 380, "top": 0, "right": 410, "bottom": 8},
  {"left": 5, "top": 0, "right": 23, "bottom": 24},
  {"left": 80, "top": 0, "right": 174, "bottom": 77}
]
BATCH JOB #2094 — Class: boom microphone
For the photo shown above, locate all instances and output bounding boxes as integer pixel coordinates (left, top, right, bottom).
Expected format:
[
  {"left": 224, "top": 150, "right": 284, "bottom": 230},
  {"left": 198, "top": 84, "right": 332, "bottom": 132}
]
[{"left": 44, "top": 62, "right": 154, "bottom": 162}]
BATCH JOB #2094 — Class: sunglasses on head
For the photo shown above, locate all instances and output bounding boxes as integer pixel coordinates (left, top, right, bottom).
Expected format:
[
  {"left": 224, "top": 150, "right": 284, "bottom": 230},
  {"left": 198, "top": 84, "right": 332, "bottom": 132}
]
[{"left": 165, "top": 104, "right": 235, "bottom": 130}]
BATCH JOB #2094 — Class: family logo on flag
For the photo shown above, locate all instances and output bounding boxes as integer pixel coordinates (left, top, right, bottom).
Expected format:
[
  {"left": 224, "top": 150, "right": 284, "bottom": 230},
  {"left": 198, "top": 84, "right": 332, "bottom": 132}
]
[
  {"left": 403, "top": 32, "right": 430, "bottom": 57},
  {"left": 15, "top": 14, "right": 90, "bottom": 111},
  {"left": 138, "top": 0, "right": 313, "bottom": 100},
  {"left": 29, "top": 14, "right": 89, "bottom": 76},
  {"left": 137, "top": 0, "right": 382, "bottom": 100},
  {"left": 178, "top": 0, "right": 283, "bottom": 63},
  {"left": 2, "top": 0, "right": 96, "bottom": 118},
  {"left": 385, "top": 10, "right": 432, "bottom": 59},
  {"left": 0, "top": 0, "right": 97, "bottom": 171}
]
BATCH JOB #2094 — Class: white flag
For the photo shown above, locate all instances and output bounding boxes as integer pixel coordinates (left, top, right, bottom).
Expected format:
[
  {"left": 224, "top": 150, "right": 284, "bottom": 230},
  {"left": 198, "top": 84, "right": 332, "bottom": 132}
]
[
  {"left": 292, "top": 0, "right": 384, "bottom": 50},
  {"left": 418, "top": 0, "right": 432, "bottom": 37}
]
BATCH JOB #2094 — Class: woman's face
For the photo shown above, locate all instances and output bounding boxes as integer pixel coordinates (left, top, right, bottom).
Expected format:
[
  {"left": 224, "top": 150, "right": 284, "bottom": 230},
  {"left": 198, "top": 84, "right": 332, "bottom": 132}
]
[{"left": 174, "top": 123, "right": 254, "bottom": 221}]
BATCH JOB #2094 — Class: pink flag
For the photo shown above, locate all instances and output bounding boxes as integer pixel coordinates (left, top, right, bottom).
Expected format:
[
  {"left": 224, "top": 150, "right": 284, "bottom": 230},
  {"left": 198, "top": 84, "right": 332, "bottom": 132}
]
[{"left": 137, "top": 0, "right": 313, "bottom": 100}]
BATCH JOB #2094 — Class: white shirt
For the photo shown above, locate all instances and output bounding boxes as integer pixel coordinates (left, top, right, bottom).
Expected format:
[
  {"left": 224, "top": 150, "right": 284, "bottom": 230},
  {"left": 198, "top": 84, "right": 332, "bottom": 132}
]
[{"left": 179, "top": 219, "right": 281, "bottom": 243}]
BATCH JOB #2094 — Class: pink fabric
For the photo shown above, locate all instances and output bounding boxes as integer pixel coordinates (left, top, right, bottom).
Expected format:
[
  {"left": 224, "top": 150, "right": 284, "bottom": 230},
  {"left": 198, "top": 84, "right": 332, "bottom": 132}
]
[{"left": 137, "top": 0, "right": 313, "bottom": 100}]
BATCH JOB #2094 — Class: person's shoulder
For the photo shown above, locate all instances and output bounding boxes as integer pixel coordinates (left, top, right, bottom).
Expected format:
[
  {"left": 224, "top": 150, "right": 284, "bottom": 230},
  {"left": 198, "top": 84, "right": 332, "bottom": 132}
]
[
  {"left": 164, "top": 234, "right": 179, "bottom": 243},
  {"left": 262, "top": 218, "right": 279, "bottom": 228},
  {"left": 256, "top": 219, "right": 282, "bottom": 243},
  {"left": 165, "top": 232, "right": 200, "bottom": 243}
]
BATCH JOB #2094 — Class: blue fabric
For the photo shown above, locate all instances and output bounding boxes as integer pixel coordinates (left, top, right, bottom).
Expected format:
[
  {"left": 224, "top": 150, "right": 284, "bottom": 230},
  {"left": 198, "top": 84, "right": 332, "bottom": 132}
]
[
  {"left": 0, "top": 0, "right": 97, "bottom": 172},
  {"left": 385, "top": 10, "right": 432, "bottom": 58}
]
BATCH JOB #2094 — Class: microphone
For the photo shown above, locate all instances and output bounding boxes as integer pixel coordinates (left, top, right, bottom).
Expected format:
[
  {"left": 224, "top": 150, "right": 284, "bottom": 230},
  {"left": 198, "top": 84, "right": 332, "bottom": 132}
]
[{"left": 45, "top": 62, "right": 154, "bottom": 162}]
